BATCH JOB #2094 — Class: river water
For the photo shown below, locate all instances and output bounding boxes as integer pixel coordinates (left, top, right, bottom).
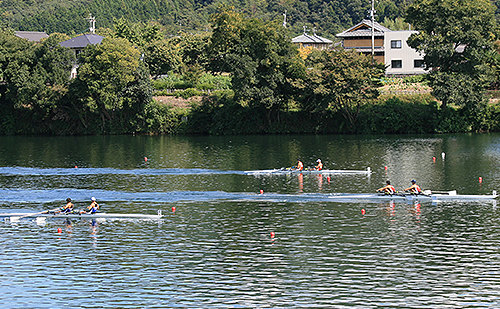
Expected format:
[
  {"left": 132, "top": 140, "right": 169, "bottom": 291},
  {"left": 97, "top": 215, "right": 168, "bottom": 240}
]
[{"left": 1, "top": 133, "right": 500, "bottom": 308}]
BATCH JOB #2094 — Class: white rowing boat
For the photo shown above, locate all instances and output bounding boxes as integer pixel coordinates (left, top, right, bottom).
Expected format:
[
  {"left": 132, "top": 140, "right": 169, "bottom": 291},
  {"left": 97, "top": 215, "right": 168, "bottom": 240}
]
[
  {"left": 244, "top": 167, "right": 371, "bottom": 175},
  {"left": 0, "top": 210, "right": 164, "bottom": 221},
  {"left": 325, "top": 190, "right": 498, "bottom": 202}
]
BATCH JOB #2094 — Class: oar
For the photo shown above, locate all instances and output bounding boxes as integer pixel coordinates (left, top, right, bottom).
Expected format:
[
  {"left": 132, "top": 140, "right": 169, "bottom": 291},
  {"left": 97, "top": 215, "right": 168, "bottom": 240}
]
[{"left": 15, "top": 207, "right": 61, "bottom": 220}]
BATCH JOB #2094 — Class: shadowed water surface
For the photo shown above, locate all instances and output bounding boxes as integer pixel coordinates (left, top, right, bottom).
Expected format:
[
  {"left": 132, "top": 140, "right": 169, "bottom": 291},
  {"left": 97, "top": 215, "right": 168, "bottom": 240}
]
[{"left": 1, "top": 133, "right": 500, "bottom": 308}]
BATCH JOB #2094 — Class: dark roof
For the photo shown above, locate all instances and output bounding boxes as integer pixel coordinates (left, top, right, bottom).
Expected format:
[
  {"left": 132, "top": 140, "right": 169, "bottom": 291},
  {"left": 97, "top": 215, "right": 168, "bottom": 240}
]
[
  {"left": 15, "top": 31, "right": 49, "bottom": 42},
  {"left": 337, "top": 19, "right": 391, "bottom": 38},
  {"left": 292, "top": 33, "right": 333, "bottom": 44},
  {"left": 59, "top": 34, "right": 104, "bottom": 49}
]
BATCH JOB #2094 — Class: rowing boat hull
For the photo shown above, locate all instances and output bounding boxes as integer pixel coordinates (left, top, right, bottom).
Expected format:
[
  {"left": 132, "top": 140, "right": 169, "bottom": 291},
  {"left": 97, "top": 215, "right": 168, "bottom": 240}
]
[
  {"left": 325, "top": 192, "right": 498, "bottom": 202},
  {"left": 0, "top": 212, "right": 163, "bottom": 220},
  {"left": 245, "top": 167, "right": 371, "bottom": 175}
]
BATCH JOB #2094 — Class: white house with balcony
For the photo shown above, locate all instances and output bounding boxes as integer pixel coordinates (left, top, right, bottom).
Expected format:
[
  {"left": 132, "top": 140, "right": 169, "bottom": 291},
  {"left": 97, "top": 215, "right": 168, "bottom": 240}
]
[{"left": 337, "top": 19, "right": 426, "bottom": 76}]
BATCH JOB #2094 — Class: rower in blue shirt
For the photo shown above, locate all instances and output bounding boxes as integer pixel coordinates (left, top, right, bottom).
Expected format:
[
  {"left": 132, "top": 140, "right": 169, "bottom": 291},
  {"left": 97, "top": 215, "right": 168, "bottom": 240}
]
[
  {"left": 61, "top": 198, "right": 74, "bottom": 213},
  {"left": 81, "top": 197, "right": 99, "bottom": 214}
]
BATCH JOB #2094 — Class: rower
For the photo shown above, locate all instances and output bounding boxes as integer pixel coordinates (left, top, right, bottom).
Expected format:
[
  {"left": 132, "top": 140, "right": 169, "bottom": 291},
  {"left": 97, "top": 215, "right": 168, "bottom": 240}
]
[
  {"left": 376, "top": 180, "right": 396, "bottom": 194},
  {"left": 81, "top": 197, "right": 99, "bottom": 214},
  {"left": 404, "top": 180, "right": 422, "bottom": 194},
  {"left": 61, "top": 198, "right": 74, "bottom": 213},
  {"left": 315, "top": 159, "right": 323, "bottom": 171},
  {"left": 296, "top": 159, "right": 304, "bottom": 171}
]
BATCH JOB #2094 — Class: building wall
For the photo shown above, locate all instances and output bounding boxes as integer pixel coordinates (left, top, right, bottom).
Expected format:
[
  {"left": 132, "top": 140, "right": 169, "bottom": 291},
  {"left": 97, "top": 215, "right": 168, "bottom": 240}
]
[
  {"left": 343, "top": 37, "right": 384, "bottom": 48},
  {"left": 384, "top": 31, "right": 426, "bottom": 75}
]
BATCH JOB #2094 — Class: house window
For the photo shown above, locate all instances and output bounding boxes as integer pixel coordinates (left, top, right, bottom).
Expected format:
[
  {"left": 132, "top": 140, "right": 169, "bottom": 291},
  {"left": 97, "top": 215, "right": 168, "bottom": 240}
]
[
  {"left": 391, "top": 60, "right": 402, "bottom": 68},
  {"left": 391, "top": 40, "right": 402, "bottom": 49},
  {"left": 414, "top": 59, "right": 425, "bottom": 68}
]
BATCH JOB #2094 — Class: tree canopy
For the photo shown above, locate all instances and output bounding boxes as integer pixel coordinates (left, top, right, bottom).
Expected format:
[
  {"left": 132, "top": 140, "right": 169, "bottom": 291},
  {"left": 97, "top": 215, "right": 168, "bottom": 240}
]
[
  {"left": 208, "top": 8, "right": 304, "bottom": 124},
  {"left": 405, "top": 0, "right": 498, "bottom": 110},
  {"left": 1, "top": 0, "right": 419, "bottom": 40}
]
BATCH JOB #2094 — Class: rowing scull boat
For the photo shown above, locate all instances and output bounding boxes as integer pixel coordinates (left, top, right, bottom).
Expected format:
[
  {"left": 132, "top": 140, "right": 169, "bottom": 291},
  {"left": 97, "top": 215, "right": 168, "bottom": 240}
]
[
  {"left": 244, "top": 167, "right": 371, "bottom": 175},
  {"left": 1, "top": 210, "right": 164, "bottom": 221},
  {"left": 324, "top": 190, "right": 498, "bottom": 202}
]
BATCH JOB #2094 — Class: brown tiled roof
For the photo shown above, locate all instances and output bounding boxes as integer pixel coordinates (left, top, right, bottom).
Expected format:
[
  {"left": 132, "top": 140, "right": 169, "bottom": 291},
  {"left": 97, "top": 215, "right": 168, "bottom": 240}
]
[{"left": 337, "top": 19, "right": 391, "bottom": 38}]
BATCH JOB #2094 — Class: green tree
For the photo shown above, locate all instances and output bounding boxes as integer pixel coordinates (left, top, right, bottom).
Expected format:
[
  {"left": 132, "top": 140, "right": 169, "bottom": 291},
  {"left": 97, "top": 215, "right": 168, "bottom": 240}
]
[
  {"left": 307, "top": 48, "right": 385, "bottom": 129},
  {"left": 169, "top": 32, "right": 211, "bottom": 68},
  {"left": 429, "top": 71, "right": 487, "bottom": 129},
  {"left": 0, "top": 31, "right": 74, "bottom": 133},
  {"left": 405, "top": 0, "right": 497, "bottom": 109},
  {"left": 292, "top": 48, "right": 327, "bottom": 112},
  {"left": 144, "top": 39, "right": 182, "bottom": 78},
  {"left": 208, "top": 7, "right": 304, "bottom": 125},
  {"left": 120, "top": 61, "right": 154, "bottom": 132},
  {"left": 72, "top": 37, "right": 141, "bottom": 132},
  {"left": 113, "top": 17, "right": 165, "bottom": 48}
]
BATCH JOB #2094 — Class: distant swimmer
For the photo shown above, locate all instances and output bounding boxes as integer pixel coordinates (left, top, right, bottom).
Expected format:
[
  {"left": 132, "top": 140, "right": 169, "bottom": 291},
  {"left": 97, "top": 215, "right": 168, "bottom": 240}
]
[
  {"left": 404, "top": 180, "right": 422, "bottom": 194},
  {"left": 315, "top": 159, "right": 323, "bottom": 171},
  {"left": 376, "top": 180, "right": 396, "bottom": 194}
]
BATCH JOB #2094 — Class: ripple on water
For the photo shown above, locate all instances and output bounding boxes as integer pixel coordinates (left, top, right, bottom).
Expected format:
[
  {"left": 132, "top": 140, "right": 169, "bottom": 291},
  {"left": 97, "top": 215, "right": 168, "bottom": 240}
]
[{"left": 2, "top": 198, "right": 500, "bottom": 308}]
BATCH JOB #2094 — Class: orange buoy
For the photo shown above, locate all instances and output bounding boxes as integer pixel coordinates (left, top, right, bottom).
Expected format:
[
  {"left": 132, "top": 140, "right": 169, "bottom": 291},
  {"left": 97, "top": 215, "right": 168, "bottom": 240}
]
[
  {"left": 144, "top": 157, "right": 148, "bottom": 162},
  {"left": 327, "top": 176, "right": 331, "bottom": 182},
  {"left": 479, "top": 177, "right": 483, "bottom": 183},
  {"left": 172, "top": 206, "right": 176, "bottom": 212},
  {"left": 57, "top": 228, "right": 62, "bottom": 233},
  {"left": 260, "top": 190, "right": 263, "bottom": 194},
  {"left": 433, "top": 157, "right": 436, "bottom": 163},
  {"left": 361, "top": 209, "right": 366, "bottom": 215},
  {"left": 270, "top": 231, "right": 275, "bottom": 238},
  {"left": 384, "top": 166, "right": 388, "bottom": 170},
  {"left": 74, "top": 166, "right": 77, "bottom": 168}
]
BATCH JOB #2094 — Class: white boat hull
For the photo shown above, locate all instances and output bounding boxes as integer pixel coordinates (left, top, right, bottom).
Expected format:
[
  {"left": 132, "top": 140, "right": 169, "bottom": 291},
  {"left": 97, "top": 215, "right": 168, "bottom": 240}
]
[
  {"left": 245, "top": 167, "right": 371, "bottom": 175},
  {"left": 1, "top": 211, "right": 163, "bottom": 220},
  {"left": 325, "top": 191, "right": 498, "bottom": 202}
]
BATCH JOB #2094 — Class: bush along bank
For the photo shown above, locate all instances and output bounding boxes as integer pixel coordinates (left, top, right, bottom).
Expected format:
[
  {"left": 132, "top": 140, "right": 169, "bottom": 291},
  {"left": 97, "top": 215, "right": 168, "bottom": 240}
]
[
  {"left": 181, "top": 95, "right": 500, "bottom": 135},
  {"left": 2, "top": 93, "right": 500, "bottom": 135}
]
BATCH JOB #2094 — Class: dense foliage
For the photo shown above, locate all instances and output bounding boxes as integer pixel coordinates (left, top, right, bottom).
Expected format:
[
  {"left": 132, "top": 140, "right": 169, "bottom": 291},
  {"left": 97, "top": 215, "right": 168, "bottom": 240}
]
[
  {"left": 1, "top": 0, "right": 415, "bottom": 39},
  {"left": 405, "top": 0, "right": 498, "bottom": 118},
  {"left": 1, "top": 4, "right": 500, "bottom": 136}
]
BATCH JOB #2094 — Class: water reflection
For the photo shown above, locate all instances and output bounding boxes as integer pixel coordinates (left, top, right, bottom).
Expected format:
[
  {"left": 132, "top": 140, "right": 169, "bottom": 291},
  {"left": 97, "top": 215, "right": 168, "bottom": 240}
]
[
  {"left": 0, "top": 134, "right": 500, "bottom": 307},
  {"left": 65, "top": 218, "right": 72, "bottom": 234},
  {"left": 90, "top": 219, "right": 98, "bottom": 247}
]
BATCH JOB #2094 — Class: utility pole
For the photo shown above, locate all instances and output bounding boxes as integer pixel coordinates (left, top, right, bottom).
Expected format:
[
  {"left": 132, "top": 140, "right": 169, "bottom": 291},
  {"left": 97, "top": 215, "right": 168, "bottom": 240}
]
[
  {"left": 370, "top": 0, "right": 375, "bottom": 64},
  {"left": 86, "top": 14, "right": 96, "bottom": 34}
]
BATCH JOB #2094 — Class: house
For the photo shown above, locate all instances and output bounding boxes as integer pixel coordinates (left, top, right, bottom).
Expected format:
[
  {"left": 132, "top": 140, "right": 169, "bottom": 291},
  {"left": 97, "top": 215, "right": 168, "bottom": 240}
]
[
  {"left": 59, "top": 15, "right": 104, "bottom": 78},
  {"left": 292, "top": 27, "right": 333, "bottom": 50},
  {"left": 14, "top": 31, "right": 49, "bottom": 43},
  {"left": 59, "top": 34, "right": 104, "bottom": 79},
  {"left": 336, "top": 19, "right": 426, "bottom": 76},
  {"left": 384, "top": 30, "right": 426, "bottom": 75}
]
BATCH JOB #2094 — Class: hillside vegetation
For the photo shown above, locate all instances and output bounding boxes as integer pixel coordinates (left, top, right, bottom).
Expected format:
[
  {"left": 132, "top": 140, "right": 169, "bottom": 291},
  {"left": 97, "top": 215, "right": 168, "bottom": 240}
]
[
  {"left": 2, "top": 0, "right": 415, "bottom": 38},
  {"left": 1, "top": 1, "right": 500, "bottom": 136}
]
